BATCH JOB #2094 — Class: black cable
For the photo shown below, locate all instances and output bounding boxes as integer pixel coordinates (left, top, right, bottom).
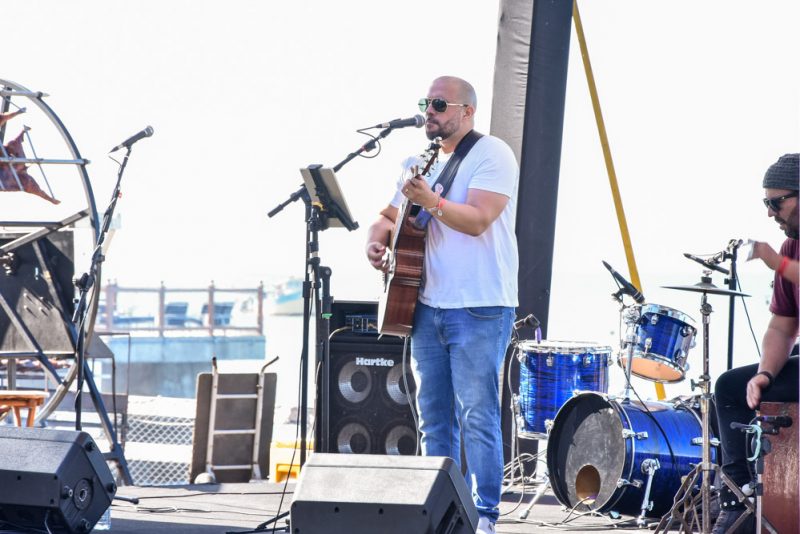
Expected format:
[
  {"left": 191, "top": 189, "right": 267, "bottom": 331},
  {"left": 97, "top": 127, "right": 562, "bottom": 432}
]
[
  {"left": 401, "top": 336, "right": 421, "bottom": 456},
  {"left": 353, "top": 129, "right": 381, "bottom": 160},
  {"left": 628, "top": 378, "right": 678, "bottom": 471},
  {"left": 0, "top": 518, "right": 48, "bottom": 534},
  {"left": 617, "top": 308, "right": 678, "bottom": 472},
  {"left": 131, "top": 490, "right": 296, "bottom": 500},
  {"left": 736, "top": 277, "right": 762, "bottom": 360},
  {"left": 745, "top": 415, "right": 760, "bottom": 483},
  {"left": 245, "top": 299, "right": 314, "bottom": 534}
]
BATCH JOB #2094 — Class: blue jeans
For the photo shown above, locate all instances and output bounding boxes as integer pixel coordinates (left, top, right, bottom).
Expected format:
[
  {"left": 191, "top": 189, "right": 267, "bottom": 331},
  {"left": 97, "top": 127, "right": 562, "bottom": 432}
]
[{"left": 410, "top": 302, "right": 515, "bottom": 522}]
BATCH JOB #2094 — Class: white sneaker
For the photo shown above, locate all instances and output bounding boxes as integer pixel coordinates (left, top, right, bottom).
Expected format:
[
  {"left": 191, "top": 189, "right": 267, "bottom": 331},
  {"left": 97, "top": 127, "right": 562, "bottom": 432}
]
[{"left": 476, "top": 516, "right": 496, "bottom": 534}]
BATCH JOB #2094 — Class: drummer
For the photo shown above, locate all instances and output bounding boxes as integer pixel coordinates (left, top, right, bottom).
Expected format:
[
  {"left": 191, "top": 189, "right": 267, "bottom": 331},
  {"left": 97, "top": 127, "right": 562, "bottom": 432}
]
[{"left": 712, "top": 153, "right": 799, "bottom": 533}]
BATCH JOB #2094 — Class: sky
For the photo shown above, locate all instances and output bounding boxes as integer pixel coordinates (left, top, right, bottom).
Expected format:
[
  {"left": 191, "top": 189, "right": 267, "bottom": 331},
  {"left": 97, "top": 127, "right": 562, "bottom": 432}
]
[{"left": 3, "top": 0, "right": 798, "bottom": 394}]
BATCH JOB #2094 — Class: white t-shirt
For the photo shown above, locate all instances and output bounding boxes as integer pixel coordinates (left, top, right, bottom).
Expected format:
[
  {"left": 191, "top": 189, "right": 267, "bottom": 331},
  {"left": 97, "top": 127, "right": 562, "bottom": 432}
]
[{"left": 389, "top": 134, "right": 519, "bottom": 308}]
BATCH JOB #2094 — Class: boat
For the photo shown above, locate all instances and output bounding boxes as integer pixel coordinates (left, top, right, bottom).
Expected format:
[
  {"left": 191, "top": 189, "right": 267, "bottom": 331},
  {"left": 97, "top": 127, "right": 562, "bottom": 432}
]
[{"left": 268, "top": 277, "right": 303, "bottom": 315}]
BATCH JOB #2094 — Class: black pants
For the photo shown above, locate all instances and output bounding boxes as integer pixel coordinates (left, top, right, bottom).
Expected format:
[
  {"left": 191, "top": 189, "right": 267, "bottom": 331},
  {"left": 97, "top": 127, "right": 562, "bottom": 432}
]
[{"left": 714, "top": 357, "right": 798, "bottom": 487}]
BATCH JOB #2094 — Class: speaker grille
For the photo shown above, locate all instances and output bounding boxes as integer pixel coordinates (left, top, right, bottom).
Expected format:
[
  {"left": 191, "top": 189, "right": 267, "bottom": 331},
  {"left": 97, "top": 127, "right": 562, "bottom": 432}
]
[{"left": 337, "top": 360, "right": 373, "bottom": 404}]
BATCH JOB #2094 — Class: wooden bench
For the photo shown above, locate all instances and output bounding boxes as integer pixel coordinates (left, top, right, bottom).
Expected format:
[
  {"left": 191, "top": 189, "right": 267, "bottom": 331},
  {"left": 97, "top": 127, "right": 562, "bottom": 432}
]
[{"left": 0, "top": 390, "right": 49, "bottom": 427}]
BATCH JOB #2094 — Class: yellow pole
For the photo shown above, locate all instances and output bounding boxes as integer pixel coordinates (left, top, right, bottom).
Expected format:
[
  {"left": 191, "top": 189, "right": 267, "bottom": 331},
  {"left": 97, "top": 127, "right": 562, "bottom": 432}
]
[{"left": 572, "top": 1, "right": 666, "bottom": 400}]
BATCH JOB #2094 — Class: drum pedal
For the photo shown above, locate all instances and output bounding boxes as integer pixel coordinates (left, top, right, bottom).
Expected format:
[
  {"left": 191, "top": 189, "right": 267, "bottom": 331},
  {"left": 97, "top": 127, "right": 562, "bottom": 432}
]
[{"left": 636, "top": 459, "right": 660, "bottom": 527}]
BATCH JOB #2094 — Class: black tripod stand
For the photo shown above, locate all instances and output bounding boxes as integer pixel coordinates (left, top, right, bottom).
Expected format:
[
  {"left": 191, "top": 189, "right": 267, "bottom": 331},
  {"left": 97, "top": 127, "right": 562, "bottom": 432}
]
[
  {"left": 655, "top": 273, "right": 751, "bottom": 534},
  {"left": 268, "top": 165, "right": 357, "bottom": 465},
  {"left": 71, "top": 145, "right": 141, "bottom": 484}
]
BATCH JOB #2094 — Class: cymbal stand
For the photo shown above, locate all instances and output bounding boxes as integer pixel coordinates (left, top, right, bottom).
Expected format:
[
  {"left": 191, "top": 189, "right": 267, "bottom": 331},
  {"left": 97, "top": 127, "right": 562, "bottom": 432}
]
[
  {"left": 655, "top": 283, "right": 754, "bottom": 534},
  {"left": 619, "top": 304, "right": 640, "bottom": 401}
]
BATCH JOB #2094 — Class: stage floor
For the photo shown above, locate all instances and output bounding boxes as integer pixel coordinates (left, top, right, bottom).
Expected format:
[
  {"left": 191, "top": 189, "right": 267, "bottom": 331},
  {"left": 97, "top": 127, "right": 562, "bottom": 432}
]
[{"left": 100, "top": 481, "right": 652, "bottom": 533}]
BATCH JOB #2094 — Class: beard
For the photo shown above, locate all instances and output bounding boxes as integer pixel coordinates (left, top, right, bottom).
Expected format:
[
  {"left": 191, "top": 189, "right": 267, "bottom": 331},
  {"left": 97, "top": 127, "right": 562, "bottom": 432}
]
[
  {"left": 777, "top": 205, "right": 799, "bottom": 239},
  {"left": 425, "top": 115, "right": 460, "bottom": 141}
]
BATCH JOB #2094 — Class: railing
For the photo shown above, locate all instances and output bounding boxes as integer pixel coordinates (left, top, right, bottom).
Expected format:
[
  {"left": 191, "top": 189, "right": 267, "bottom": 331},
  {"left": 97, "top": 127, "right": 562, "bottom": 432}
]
[{"left": 96, "top": 281, "right": 265, "bottom": 336}]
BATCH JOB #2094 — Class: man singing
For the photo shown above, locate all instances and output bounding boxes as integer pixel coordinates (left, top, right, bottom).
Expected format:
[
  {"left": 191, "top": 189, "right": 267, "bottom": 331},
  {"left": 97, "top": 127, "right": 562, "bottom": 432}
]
[{"left": 366, "top": 76, "right": 519, "bottom": 534}]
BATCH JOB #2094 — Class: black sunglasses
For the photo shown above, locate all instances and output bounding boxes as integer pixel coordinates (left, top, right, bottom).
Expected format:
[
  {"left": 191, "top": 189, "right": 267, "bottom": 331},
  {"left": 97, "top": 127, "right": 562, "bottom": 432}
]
[
  {"left": 418, "top": 98, "right": 468, "bottom": 113},
  {"left": 763, "top": 191, "right": 798, "bottom": 211}
]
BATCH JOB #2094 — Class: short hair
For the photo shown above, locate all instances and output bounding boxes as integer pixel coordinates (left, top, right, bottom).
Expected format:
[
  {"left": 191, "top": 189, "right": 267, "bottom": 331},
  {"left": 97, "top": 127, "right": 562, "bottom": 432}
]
[{"left": 434, "top": 76, "right": 477, "bottom": 109}]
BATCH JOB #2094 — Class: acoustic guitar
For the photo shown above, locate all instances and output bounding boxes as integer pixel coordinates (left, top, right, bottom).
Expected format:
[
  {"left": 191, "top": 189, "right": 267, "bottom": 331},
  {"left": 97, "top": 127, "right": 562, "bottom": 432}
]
[{"left": 377, "top": 138, "right": 441, "bottom": 336}]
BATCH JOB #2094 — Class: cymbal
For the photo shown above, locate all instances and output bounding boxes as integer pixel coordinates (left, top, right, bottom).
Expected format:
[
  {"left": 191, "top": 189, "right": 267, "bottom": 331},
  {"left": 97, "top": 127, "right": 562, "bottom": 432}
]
[{"left": 663, "top": 283, "right": 750, "bottom": 297}]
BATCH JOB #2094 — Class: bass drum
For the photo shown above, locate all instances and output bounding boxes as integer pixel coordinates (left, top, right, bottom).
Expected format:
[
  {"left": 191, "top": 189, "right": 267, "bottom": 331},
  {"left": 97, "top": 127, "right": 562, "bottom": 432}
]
[{"left": 546, "top": 392, "right": 717, "bottom": 518}]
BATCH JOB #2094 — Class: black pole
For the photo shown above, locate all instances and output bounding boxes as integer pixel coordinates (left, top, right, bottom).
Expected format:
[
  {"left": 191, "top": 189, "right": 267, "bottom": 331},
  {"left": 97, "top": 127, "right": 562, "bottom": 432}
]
[
  {"left": 298, "top": 196, "right": 320, "bottom": 467},
  {"left": 496, "top": 0, "right": 574, "bottom": 474},
  {"left": 317, "top": 266, "right": 333, "bottom": 453},
  {"left": 726, "top": 246, "right": 739, "bottom": 371}
]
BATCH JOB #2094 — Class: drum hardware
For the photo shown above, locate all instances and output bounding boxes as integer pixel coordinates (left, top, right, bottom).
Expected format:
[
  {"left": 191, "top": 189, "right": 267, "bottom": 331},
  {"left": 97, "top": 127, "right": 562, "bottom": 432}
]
[
  {"left": 654, "top": 273, "right": 751, "bottom": 534},
  {"left": 619, "top": 303, "right": 641, "bottom": 401},
  {"left": 636, "top": 459, "right": 661, "bottom": 527},
  {"left": 617, "top": 478, "right": 643, "bottom": 489},
  {"left": 518, "top": 476, "right": 551, "bottom": 520},
  {"left": 622, "top": 429, "right": 648, "bottom": 440}
]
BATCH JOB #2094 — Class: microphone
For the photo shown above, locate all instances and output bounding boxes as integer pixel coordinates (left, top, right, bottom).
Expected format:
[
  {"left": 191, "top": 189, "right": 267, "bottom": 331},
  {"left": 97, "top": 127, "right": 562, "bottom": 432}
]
[
  {"left": 602, "top": 261, "right": 645, "bottom": 304},
  {"left": 728, "top": 239, "right": 744, "bottom": 252},
  {"left": 109, "top": 126, "right": 154, "bottom": 153},
  {"left": 513, "top": 313, "right": 540, "bottom": 331},
  {"left": 683, "top": 253, "right": 730, "bottom": 275},
  {"left": 373, "top": 115, "right": 425, "bottom": 129}
]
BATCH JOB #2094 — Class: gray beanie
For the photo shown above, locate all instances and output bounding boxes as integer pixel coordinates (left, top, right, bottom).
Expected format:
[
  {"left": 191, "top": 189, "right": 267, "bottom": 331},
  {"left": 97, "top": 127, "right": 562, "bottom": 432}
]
[{"left": 762, "top": 153, "right": 799, "bottom": 190}]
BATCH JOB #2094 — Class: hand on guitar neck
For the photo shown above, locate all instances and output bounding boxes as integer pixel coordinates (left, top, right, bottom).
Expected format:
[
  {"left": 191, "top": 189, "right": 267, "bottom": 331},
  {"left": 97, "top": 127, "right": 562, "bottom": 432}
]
[{"left": 401, "top": 174, "right": 438, "bottom": 209}]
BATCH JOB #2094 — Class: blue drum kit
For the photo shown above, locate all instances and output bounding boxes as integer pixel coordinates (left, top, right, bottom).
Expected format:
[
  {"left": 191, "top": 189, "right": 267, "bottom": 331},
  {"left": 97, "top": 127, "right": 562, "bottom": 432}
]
[{"left": 513, "top": 268, "right": 749, "bottom": 530}]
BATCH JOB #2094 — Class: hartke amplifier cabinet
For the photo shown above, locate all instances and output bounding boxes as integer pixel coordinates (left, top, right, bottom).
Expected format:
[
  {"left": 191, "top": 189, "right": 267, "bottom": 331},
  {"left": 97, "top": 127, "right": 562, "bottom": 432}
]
[{"left": 317, "top": 301, "right": 418, "bottom": 456}]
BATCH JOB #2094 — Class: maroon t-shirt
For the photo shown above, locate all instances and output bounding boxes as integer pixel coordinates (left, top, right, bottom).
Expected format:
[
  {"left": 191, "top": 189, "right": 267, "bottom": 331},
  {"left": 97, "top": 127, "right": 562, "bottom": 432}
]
[{"left": 770, "top": 238, "right": 799, "bottom": 317}]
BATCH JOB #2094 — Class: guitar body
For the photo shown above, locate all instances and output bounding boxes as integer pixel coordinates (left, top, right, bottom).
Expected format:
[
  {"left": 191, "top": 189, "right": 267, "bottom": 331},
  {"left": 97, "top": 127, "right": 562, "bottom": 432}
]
[
  {"left": 378, "top": 202, "right": 426, "bottom": 337},
  {"left": 377, "top": 139, "right": 441, "bottom": 337}
]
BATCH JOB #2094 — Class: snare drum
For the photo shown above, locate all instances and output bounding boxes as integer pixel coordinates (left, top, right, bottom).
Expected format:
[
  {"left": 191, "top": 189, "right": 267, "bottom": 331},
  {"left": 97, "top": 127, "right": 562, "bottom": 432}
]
[
  {"left": 547, "top": 392, "right": 718, "bottom": 518},
  {"left": 619, "top": 303, "right": 696, "bottom": 383},
  {"left": 517, "top": 341, "right": 611, "bottom": 438}
]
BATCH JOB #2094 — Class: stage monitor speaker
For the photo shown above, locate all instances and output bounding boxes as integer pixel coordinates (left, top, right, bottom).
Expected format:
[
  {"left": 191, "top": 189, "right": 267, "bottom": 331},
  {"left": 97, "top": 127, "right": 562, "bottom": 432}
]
[
  {"left": 291, "top": 453, "right": 478, "bottom": 534},
  {"left": 0, "top": 427, "right": 116, "bottom": 534},
  {"left": 322, "top": 301, "right": 417, "bottom": 456}
]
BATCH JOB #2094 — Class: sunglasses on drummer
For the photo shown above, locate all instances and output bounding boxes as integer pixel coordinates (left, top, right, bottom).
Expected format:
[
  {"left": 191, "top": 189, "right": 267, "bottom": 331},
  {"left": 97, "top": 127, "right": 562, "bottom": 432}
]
[
  {"left": 418, "top": 98, "right": 469, "bottom": 113},
  {"left": 763, "top": 191, "right": 798, "bottom": 211}
]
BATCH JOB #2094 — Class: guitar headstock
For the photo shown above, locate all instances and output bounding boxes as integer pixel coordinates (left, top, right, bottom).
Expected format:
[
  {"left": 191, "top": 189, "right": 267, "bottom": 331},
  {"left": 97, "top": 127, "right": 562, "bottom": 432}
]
[
  {"left": 420, "top": 137, "right": 442, "bottom": 176},
  {"left": 408, "top": 137, "right": 442, "bottom": 178}
]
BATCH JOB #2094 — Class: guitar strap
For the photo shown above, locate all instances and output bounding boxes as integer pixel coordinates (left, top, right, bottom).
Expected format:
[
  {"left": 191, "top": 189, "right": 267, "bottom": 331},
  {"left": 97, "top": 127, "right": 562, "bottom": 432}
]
[{"left": 413, "top": 129, "right": 484, "bottom": 230}]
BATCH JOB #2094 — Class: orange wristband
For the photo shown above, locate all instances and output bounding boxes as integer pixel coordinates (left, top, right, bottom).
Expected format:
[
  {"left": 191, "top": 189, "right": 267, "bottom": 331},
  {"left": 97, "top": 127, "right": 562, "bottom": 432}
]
[
  {"left": 427, "top": 196, "right": 445, "bottom": 216},
  {"left": 434, "top": 197, "right": 445, "bottom": 216},
  {"left": 777, "top": 256, "right": 790, "bottom": 277}
]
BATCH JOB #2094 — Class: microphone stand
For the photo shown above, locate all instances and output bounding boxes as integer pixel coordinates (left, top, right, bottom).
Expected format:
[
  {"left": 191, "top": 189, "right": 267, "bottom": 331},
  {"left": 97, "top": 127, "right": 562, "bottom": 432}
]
[
  {"left": 723, "top": 240, "right": 740, "bottom": 371},
  {"left": 684, "top": 240, "right": 741, "bottom": 371},
  {"left": 333, "top": 127, "right": 393, "bottom": 172},
  {"left": 70, "top": 145, "right": 134, "bottom": 483},
  {"left": 268, "top": 165, "right": 357, "bottom": 466},
  {"left": 72, "top": 146, "right": 131, "bottom": 428}
]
